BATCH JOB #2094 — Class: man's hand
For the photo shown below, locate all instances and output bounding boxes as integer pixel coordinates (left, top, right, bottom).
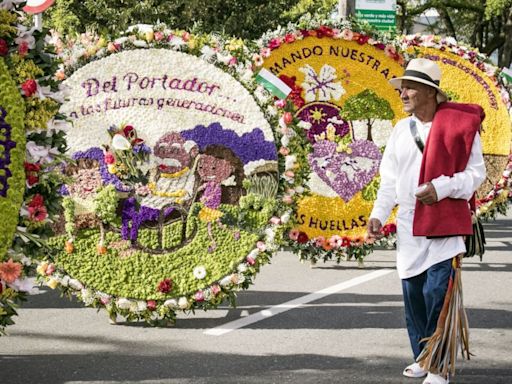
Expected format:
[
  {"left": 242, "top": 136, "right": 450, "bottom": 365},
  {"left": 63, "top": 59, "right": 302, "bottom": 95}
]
[
  {"left": 415, "top": 182, "right": 438, "bottom": 205},
  {"left": 367, "top": 218, "right": 383, "bottom": 239}
]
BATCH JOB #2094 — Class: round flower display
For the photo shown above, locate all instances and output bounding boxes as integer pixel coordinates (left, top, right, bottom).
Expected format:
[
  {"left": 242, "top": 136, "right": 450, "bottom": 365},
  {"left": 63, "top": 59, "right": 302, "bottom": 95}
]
[
  {"left": 400, "top": 35, "right": 512, "bottom": 220},
  {"left": 42, "top": 26, "right": 290, "bottom": 325},
  {"left": 258, "top": 20, "right": 406, "bottom": 263},
  {"left": 0, "top": 2, "right": 66, "bottom": 334}
]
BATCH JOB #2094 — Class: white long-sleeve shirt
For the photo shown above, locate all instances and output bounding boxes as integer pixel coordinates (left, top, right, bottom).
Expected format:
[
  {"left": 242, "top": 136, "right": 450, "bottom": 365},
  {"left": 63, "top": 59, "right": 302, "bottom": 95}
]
[{"left": 370, "top": 115, "right": 486, "bottom": 279}]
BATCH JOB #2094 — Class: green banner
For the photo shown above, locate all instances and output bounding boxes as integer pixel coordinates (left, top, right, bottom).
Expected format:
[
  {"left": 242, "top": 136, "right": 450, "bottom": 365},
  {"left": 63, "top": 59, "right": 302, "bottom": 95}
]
[{"left": 356, "top": 9, "right": 396, "bottom": 31}]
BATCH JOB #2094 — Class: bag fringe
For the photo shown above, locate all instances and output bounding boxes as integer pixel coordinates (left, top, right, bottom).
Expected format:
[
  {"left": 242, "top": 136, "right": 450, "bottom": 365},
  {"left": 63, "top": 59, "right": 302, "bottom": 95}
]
[{"left": 416, "top": 256, "right": 471, "bottom": 377}]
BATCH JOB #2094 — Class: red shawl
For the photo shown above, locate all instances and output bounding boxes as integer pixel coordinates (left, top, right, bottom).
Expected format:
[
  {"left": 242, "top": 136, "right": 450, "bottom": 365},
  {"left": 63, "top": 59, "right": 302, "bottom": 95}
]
[{"left": 413, "top": 102, "right": 484, "bottom": 237}]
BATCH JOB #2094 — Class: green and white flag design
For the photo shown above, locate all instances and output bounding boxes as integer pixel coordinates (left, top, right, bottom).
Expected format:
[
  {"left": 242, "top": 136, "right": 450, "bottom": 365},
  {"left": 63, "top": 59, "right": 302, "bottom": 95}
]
[
  {"left": 255, "top": 68, "right": 292, "bottom": 99},
  {"left": 500, "top": 67, "right": 512, "bottom": 84}
]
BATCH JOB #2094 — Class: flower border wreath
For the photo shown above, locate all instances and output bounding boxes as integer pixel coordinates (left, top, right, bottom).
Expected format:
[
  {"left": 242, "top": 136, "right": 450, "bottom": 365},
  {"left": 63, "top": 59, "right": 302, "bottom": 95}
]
[
  {"left": 37, "top": 25, "right": 300, "bottom": 325},
  {"left": 0, "top": 3, "right": 66, "bottom": 335},
  {"left": 253, "top": 17, "right": 403, "bottom": 265},
  {"left": 399, "top": 34, "right": 512, "bottom": 222}
]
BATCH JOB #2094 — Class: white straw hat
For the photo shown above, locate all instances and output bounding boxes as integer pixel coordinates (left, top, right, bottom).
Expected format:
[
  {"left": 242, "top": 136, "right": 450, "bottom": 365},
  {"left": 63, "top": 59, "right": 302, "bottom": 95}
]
[{"left": 389, "top": 58, "right": 448, "bottom": 103}]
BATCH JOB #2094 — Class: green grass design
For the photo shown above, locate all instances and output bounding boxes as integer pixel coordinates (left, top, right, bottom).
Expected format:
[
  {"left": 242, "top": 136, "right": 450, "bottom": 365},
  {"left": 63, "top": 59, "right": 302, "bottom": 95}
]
[{"left": 54, "top": 220, "right": 258, "bottom": 300}]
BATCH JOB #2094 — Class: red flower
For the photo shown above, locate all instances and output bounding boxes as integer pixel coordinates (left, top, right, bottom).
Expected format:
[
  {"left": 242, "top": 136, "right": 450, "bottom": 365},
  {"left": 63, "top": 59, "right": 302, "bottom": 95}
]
[
  {"left": 24, "top": 162, "right": 41, "bottom": 172},
  {"left": 27, "top": 174, "right": 39, "bottom": 187},
  {"left": 341, "top": 237, "right": 351, "bottom": 247},
  {"left": 374, "top": 43, "right": 386, "bottom": 50},
  {"left": 356, "top": 34, "right": 370, "bottom": 45},
  {"left": 316, "top": 26, "right": 334, "bottom": 38},
  {"left": 268, "top": 37, "right": 283, "bottom": 50},
  {"left": 28, "top": 194, "right": 44, "bottom": 208},
  {"left": 147, "top": 300, "right": 157, "bottom": 311},
  {"left": 300, "top": 29, "right": 311, "bottom": 38},
  {"left": 0, "top": 259, "right": 22, "bottom": 284},
  {"left": 18, "top": 41, "right": 29, "bottom": 56},
  {"left": 297, "top": 231, "right": 309, "bottom": 244},
  {"left": 28, "top": 204, "right": 48, "bottom": 222},
  {"left": 0, "top": 39, "right": 8, "bottom": 56},
  {"left": 284, "top": 34, "right": 296, "bottom": 44},
  {"left": 104, "top": 152, "right": 115, "bottom": 164},
  {"left": 382, "top": 223, "right": 397, "bottom": 236},
  {"left": 157, "top": 278, "right": 173, "bottom": 293},
  {"left": 21, "top": 79, "right": 38, "bottom": 97}
]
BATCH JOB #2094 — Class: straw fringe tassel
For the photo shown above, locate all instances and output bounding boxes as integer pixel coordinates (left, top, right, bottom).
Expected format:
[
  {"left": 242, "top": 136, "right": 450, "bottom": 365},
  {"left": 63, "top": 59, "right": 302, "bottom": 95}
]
[{"left": 416, "top": 255, "right": 471, "bottom": 377}]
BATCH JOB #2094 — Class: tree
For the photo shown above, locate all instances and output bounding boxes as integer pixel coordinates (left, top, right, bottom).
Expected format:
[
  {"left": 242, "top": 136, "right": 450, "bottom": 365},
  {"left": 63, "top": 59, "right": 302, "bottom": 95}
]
[
  {"left": 47, "top": 0, "right": 321, "bottom": 39},
  {"left": 396, "top": 0, "right": 512, "bottom": 68},
  {"left": 340, "top": 90, "right": 395, "bottom": 142}
]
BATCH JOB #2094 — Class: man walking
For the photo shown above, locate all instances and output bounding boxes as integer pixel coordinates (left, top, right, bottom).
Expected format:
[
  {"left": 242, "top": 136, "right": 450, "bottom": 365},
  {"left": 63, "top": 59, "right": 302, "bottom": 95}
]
[{"left": 367, "top": 58, "right": 486, "bottom": 384}]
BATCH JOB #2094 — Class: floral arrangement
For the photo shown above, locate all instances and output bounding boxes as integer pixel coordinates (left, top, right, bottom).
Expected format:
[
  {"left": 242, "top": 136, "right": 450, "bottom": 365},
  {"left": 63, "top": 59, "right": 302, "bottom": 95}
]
[
  {"left": 37, "top": 25, "right": 298, "bottom": 326},
  {"left": 0, "top": 2, "right": 67, "bottom": 334},
  {"left": 399, "top": 34, "right": 512, "bottom": 221},
  {"left": 256, "top": 18, "right": 406, "bottom": 264}
]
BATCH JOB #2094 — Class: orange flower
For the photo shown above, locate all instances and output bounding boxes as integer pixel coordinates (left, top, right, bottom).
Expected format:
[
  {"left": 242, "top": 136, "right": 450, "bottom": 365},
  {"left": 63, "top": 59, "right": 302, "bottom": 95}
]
[{"left": 0, "top": 259, "right": 22, "bottom": 284}]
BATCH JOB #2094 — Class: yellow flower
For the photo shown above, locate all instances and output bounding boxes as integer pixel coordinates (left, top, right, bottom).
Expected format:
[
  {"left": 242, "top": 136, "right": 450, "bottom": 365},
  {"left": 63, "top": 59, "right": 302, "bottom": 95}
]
[
  {"left": 36, "top": 262, "right": 48, "bottom": 276},
  {"left": 107, "top": 164, "right": 117, "bottom": 174},
  {"left": 47, "top": 278, "right": 59, "bottom": 289},
  {"left": 145, "top": 31, "right": 154, "bottom": 42},
  {"left": 226, "top": 38, "right": 243, "bottom": 51}
]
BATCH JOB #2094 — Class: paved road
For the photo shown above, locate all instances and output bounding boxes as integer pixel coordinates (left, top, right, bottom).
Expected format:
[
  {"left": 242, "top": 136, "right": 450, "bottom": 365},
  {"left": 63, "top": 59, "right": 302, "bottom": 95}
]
[{"left": 1, "top": 209, "right": 511, "bottom": 384}]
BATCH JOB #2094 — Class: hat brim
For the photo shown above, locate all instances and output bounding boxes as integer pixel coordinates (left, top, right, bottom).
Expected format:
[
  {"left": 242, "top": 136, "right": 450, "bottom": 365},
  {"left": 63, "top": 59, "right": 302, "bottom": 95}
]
[{"left": 389, "top": 76, "right": 448, "bottom": 103}]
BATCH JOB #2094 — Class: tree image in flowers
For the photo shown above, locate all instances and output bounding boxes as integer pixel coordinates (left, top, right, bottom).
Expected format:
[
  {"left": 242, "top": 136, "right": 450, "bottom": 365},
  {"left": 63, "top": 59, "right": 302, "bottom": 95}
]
[{"left": 340, "top": 89, "right": 395, "bottom": 143}]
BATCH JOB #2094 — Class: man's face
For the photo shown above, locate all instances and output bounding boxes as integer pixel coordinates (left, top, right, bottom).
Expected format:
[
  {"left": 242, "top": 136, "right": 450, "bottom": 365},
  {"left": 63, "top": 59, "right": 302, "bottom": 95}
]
[{"left": 399, "top": 80, "right": 436, "bottom": 113}]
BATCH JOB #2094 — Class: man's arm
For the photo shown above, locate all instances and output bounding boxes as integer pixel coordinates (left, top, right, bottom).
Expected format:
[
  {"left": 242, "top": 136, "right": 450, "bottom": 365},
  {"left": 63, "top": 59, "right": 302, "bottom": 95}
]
[
  {"left": 425, "top": 132, "right": 486, "bottom": 203},
  {"left": 368, "top": 130, "right": 399, "bottom": 238}
]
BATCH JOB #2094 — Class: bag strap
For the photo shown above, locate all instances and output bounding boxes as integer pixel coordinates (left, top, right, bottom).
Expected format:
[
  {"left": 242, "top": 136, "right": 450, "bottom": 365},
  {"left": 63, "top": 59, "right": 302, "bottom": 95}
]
[{"left": 409, "top": 118, "right": 424, "bottom": 153}]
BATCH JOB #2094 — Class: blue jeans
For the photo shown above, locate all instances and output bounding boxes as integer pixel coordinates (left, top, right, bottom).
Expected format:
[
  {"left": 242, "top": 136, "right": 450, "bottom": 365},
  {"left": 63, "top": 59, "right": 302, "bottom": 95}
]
[{"left": 401, "top": 258, "right": 453, "bottom": 359}]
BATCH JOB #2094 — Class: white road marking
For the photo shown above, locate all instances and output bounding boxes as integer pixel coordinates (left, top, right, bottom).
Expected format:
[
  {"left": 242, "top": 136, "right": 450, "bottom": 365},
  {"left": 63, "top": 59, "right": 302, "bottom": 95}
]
[{"left": 204, "top": 269, "right": 394, "bottom": 336}]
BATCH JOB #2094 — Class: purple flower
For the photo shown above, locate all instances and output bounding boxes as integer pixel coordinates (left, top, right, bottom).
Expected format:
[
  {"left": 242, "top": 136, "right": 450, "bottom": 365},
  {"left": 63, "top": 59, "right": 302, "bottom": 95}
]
[{"left": 181, "top": 123, "right": 277, "bottom": 164}]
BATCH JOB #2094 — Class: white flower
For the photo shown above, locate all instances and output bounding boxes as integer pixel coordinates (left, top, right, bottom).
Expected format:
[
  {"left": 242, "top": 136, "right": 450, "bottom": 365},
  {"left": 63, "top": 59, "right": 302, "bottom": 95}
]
[
  {"left": 15, "top": 25, "right": 36, "bottom": 49},
  {"left": 114, "top": 37, "right": 129, "bottom": 45},
  {"left": 193, "top": 266, "right": 207, "bottom": 280},
  {"left": 300, "top": 64, "right": 346, "bottom": 102},
  {"left": 220, "top": 276, "right": 232, "bottom": 287},
  {"left": 136, "top": 300, "right": 147, "bottom": 312},
  {"left": 46, "top": 118, "right": 71, "bottom": 132},
  {"left": 297, "top": 121, "right": 312, "bottom": 130},
  {"left": 266, "top": 105, "right": 277, "bottom": 117},
  {"left": 280, "top": 135, "right": 290, "bottom": 148},
  {"left": 68, "top": 279, "right": 84, "bottom": 290},
  {"left": 285, "top": 155, "right": 297, "bottom": 170},
  {"left": 237, "top": 263, "right": 248, "bottom": 273},
  {"left": 169, "top": 36, "right": 186, "bottom": 49},
  {"left": 247, "top": 249, "right": 259, "bottom": 260},
  {"left": 444, "top": 36, "right": 458, "bottom": 46},
  {"left": 280, "top": 211, "right": 291, "bottom": 223},
  {"left": 81, "top": 288, "right": 95, "bottom": 305},
  {"left": 117, "top": 298, "right": 132, "bottom": 309},
  {"left": 163, "top": 299, "right": 178, "bottom": 308},
  {"left": 200, "top": 45, "right": 217, "bottom": 63},
  {"left": 8, "top": 277, "right": 36, "bottom": 293},
  {"left": 129, "top": 301, "right": 139, "bottom": 312},
  {"left": 112, "top": 134, "right": 132, "bottom": 150},
  {"left": 60, "top": 275, "right": 70, "bottom": 287},
  {"left": 178, "top": 297, "right": 189, "bottom": 309},
  {"left": 132, "top": 40, "right": 148, "bottom": 48}
]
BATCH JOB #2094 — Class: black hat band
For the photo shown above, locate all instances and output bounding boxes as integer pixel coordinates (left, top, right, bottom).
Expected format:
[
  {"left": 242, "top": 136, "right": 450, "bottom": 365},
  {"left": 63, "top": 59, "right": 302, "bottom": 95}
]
[{"left": 403, "top": 70, "right": 440, "bottom": 86}]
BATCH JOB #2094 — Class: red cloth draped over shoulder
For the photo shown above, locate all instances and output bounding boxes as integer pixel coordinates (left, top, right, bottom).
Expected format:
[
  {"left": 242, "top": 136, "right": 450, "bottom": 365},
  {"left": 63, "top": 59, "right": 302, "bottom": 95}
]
[{"left": 413, "top": 102, "right": 484, "bottom": 237}]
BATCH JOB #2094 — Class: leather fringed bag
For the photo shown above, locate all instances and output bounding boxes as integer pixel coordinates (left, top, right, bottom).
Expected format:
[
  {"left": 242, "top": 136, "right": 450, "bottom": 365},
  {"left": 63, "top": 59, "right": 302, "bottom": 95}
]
[{"left": 463, "top": 199, "right": 486, "bottom": 260}]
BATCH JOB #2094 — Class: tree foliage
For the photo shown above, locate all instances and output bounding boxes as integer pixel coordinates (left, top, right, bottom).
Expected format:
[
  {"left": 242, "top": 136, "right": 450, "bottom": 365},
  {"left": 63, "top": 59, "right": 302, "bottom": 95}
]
[{"left": 396, "top": 0, "right": 512, "bottom": 67}]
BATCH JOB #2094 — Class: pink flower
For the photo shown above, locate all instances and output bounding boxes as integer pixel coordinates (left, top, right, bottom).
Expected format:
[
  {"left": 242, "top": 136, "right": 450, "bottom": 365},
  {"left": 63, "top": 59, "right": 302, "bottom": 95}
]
[
  {"left": 269, "top": 216, "right": 281, "bottom": 225},
  {"left": 256, "top": 241, "right": 266, "bottom": 251},
  {"left": 154, "top": 31, "right": 164, "bottom": 41},
  {"left": 340, "top": 29, "right": 354, "bottom": 40},
  {"left": 284, "top": 34, "right": 296, "bottom": 44},
  {"left": 211, "top": 284, "right": 221, "bottom": 296},
  {"left": 246, "top": 256, "right": 256, "bottom": 266},
  {"left": 268, "top": 37, "right": 283, "bottom": 50},
  {"left": 285, "top": 170, "right": 295, "bottom": 178},
  {"left": 45, "top": 264, "right": 56, "bottom": 276},
  {"left": 282, "top": 195, "right": 293, "bottom": 204},
  {"left": 100, "top": 296, "right": 110, "bottom": 305},
  {"left": 194, "top": 290, "right": 205, "bottom": 302},
  {"left": 228, "top": 56, "right": 238, "bottom": 66},
  {"left": 274, "top": 99, "right": 286, "bottom": 108},
  {"left": 28, "top": 205, "right": 48, "bottom": 221},
  {"left": 260, "top": 47, "right": 271, "bottom": 58},
  {"left": 279, "top": 147, "right": 290, "bottom": 156},
  {"left": 104, "top": 152, "right": 115, "bottom": 164},
  {"left": 182, "top": 32, "right": 190, "bottom": 41},
  {"left": 147, "top": 300, "right": 157, "bottom": 311},
  {"left": 288, "top": 229, "right": 300, "bottom": 241},
  {"left": 314, "top": 236, "right": 326, "bottom": 247},
  {"left": 0, "top": 259, "right": 22, "bottom": 284},
  {"left": 328, "top": 235, "right": 342, "bottom": 249},
  {"left": 21, "top": 79, "right": 38, "bottom": 97}
]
